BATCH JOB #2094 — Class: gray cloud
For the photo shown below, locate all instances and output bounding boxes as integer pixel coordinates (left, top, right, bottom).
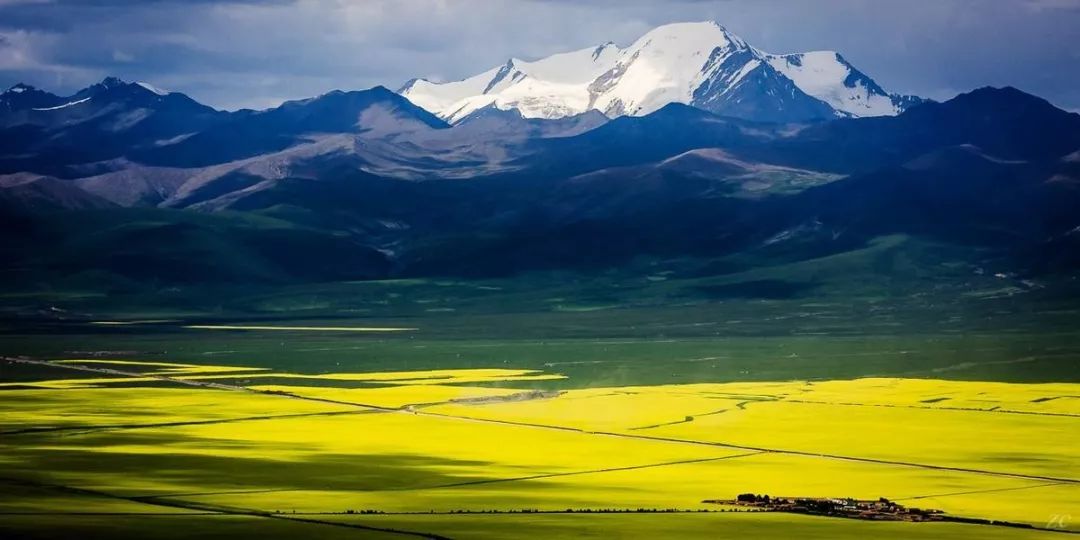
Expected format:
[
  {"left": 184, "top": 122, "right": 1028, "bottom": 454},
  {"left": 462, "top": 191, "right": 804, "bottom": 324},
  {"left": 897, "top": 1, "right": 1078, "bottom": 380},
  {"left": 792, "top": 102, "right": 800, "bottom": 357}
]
[{"left": 1, "top": 0, "right": 1078, "bottom": 111}]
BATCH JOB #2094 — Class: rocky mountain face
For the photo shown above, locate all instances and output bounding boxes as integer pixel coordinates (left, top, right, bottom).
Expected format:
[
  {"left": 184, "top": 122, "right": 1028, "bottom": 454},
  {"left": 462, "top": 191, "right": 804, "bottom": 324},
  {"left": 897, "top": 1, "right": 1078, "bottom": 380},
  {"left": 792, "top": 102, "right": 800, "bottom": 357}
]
[{"left": 400, "top": 21, "right": 922, "bottom": 124}]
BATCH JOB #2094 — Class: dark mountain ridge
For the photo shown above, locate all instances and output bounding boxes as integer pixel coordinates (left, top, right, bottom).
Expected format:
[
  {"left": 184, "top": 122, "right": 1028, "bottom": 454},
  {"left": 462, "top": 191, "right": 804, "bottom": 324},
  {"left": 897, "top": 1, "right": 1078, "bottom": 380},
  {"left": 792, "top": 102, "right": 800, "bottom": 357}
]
[
  {"left": 1, "top": 80, "right": 1078, "bottom": 287},
  {"left": 0, "top": 77, "right": 227, "bottom": 176},
  {"left": 132, "top": 85, "right": 448, "bottom": 168},
  {"left": 758, "top": 86, "right": 1080, "bottom": 173}
]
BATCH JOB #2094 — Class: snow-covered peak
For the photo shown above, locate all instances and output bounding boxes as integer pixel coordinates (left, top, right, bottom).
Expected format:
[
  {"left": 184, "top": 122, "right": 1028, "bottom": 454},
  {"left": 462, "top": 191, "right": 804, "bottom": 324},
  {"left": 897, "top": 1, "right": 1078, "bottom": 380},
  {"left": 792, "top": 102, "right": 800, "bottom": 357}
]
[
  {"left": 589, "top": 21, "right": 753, "bottom": 117},
  {"left": 400, "top": 21, "right": 918, "bottom": 124},
  {"left": 766, "top": 51, "right": 900, "bottom": 117},
  {"left": 404, "top": 42, "right": 625, "bottom": 122},
  {"left": 632, "top": 21, "right": 747, "bottom": 52}
]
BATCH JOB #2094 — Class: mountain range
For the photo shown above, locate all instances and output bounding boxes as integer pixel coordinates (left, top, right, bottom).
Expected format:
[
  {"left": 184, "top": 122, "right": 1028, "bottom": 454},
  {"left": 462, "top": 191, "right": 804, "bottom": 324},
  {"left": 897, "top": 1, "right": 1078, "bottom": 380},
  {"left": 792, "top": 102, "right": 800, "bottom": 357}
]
[
  {"left": 1, "top": 21, "right": 1079, "bottom": 293},
  {"left": 400, "top": 22, "right": 922, "bottom": 124}
]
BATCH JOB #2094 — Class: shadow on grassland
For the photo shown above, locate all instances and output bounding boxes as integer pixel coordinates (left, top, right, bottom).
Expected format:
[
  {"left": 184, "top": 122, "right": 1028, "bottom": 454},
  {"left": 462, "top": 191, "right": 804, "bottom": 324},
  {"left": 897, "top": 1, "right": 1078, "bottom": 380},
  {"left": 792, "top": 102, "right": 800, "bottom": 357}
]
[
  {"left": 0, "top": 431, "right": 531, "bottom": 496},
  {"left": 693, "top": 280, "right": 818, "bottom": 300}
]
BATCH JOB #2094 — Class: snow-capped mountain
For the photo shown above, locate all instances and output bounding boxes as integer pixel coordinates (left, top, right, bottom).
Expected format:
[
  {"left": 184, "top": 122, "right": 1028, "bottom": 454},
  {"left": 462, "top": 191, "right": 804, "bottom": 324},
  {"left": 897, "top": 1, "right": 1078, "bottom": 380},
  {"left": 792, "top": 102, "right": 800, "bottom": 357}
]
[{"left": 400, "top": 21, "right": 921, "bottom": 124}]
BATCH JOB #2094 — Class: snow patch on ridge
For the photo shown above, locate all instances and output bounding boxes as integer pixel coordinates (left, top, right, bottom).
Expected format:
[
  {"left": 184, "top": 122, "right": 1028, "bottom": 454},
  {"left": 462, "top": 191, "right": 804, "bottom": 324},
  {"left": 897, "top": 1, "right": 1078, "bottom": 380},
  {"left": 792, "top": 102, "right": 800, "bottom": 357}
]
[
  {"left": 137, "top": 82, "right": 169, "bottom": 96},
  {"left": 32, "top": 97, "right": 90, "bottom": 111}
]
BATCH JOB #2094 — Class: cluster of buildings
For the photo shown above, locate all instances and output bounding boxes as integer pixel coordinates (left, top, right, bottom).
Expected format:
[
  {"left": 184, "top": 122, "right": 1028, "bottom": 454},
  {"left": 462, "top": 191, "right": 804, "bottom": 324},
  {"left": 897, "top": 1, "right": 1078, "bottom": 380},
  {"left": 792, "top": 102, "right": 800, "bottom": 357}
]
[{"left": 706, "top": 494, "right": 945, "bottom": 522}]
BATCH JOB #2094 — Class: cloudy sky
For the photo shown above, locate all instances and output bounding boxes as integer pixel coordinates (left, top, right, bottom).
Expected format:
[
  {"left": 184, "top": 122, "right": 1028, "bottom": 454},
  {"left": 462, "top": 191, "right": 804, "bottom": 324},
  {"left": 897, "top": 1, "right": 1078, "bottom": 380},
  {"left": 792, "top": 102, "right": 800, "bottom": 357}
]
[{"left": 1, "top": 0, "right": 1079, "bottom": 111}]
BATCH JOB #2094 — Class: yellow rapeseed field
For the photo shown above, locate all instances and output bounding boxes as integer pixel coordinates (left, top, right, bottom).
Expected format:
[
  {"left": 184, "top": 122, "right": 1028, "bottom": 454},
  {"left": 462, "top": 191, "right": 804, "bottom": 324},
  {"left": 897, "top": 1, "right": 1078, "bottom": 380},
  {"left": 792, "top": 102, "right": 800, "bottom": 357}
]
[{"left": 1, "top": 359, "right": 1076, "bottom": 535}]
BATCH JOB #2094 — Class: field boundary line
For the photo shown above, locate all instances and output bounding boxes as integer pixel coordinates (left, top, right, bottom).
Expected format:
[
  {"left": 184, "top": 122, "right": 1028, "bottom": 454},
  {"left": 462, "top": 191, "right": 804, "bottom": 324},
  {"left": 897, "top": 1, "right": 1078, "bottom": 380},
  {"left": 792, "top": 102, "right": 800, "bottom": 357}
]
[{"left": 785, "top": 399, "right": 1080, "bottom": 418}]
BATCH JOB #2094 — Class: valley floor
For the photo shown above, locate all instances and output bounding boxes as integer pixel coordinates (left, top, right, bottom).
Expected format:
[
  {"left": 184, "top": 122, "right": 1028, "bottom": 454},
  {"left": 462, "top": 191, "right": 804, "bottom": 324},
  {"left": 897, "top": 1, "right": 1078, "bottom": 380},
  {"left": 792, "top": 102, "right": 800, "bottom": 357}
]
[{"left": 1, "top": 354, "right": 1076, "bottom": 539}]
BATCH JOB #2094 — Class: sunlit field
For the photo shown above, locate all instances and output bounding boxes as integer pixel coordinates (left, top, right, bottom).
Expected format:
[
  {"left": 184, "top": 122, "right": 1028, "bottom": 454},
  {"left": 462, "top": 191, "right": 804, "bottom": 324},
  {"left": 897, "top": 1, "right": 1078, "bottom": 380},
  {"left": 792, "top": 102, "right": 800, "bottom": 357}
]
[
  {"left": 2, "top": 247, "right": 1079, "bottom": 538},
  {"left": 1, "top": 355, "right": 1075, "bottom": 539}
]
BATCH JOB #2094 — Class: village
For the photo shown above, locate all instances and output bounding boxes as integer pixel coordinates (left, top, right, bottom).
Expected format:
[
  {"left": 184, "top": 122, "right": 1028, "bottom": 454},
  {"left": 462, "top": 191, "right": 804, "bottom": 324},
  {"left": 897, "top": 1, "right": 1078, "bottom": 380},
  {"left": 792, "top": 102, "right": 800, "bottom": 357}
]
[
  {"left": 702, "top": 494, "right": 1047, "bottom": 531},
  {"left": 704, "top": 494, "right": 947, "bottom": 522}
]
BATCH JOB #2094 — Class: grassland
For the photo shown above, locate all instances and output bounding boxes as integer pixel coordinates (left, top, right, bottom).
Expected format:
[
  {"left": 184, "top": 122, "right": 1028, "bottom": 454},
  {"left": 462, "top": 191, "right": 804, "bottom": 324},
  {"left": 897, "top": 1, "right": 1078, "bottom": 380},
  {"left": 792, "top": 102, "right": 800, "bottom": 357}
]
[
  {"left": 3, "top": 236, "right": 1079, "bottom": 389},
  {"left": 1, "top": 235, "right": 1078, "bottom": 537},
  {"left": 0, "top": 358, "right": 1076, "bottom": 538}
]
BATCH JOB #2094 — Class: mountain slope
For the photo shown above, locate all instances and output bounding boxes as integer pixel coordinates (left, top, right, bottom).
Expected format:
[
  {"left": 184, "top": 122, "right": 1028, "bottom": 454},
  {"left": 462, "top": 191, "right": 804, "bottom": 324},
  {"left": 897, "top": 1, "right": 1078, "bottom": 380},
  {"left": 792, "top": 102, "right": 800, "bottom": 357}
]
[
  {"left": 0, "top": 173, "right": 116, "bottom": 212},
  {"left": 756, "top": 87, "right": 1080, "bottom": 173},
  {"left": 778, "top": 144, "right": 1080, "bottom": 254},
  {"left": 132, "top": 86, "right": 449, "bottom": 168},
  {"left": 400, "top": 21, "right": 920, "bottom": 123},
  {"left": 0, "top": 209, "right": 392, "bottom": 289},
  {"left": 506, "top": 103, "right": 776, "bottom": 179},
  {"left": 0, "top": 84, "right": 64, "bottom": 119},
  {"left": 1, "top": 78, "right": 1078, "bottom": 286},
  {"left": 766, "top": 51, "right": 917, "bottom": 117},
  {"left": 453, "top": 105, "right": 609, "bottom": 138},
  {"left": 0, "top": 77, "right": 227, "bottom": 176}
]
